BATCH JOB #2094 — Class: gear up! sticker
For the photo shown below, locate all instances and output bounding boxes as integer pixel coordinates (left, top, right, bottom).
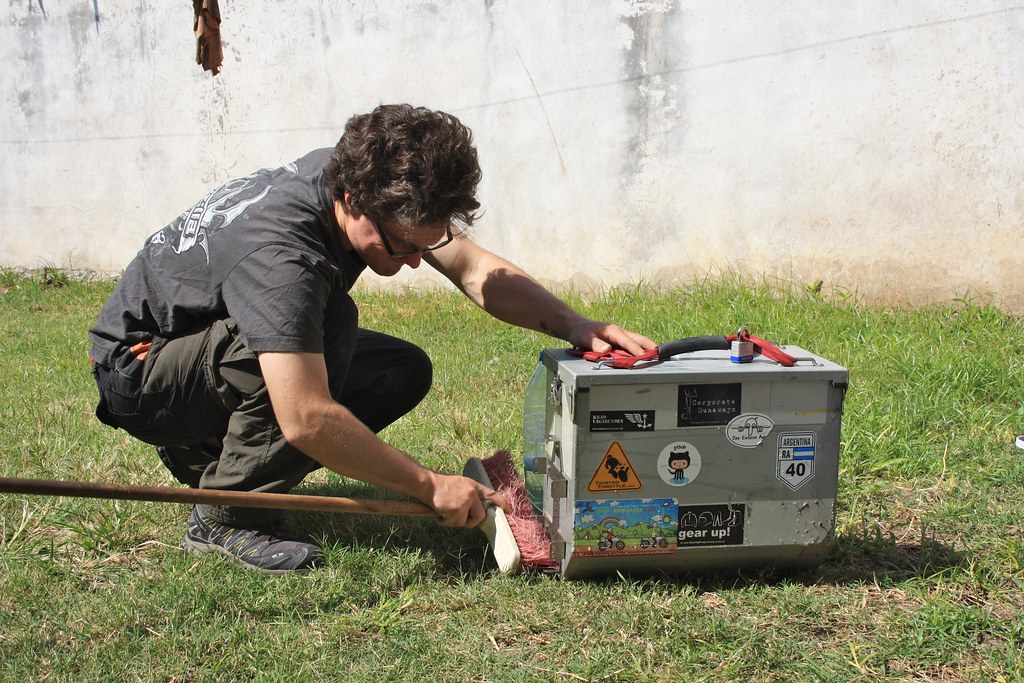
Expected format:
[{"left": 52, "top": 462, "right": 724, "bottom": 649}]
[
  {"left": 656, "top": 442, "right": 702, "bottom": 487},
  {"left": 677, "top": 503, "right": 745, "bottom": 546},
  {"left": 777, "top": 432, "right": 815, "bottom": 490},
  {"left": 726, "top": 413, "right": 774, "bottom": 448}
]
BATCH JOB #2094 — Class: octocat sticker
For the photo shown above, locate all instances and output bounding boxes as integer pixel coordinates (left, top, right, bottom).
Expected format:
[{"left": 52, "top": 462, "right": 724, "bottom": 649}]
[{"left": 657, "top": 442, "right": 702, "bottom": 487}]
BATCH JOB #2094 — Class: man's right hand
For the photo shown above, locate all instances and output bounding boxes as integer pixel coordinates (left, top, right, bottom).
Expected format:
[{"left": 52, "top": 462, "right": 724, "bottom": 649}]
[
  {"left": 425, "top": 471, "right": 508, "bottom": 528},
  {"left": 258, "top": 351, "right": 510, "bottom": 528}
]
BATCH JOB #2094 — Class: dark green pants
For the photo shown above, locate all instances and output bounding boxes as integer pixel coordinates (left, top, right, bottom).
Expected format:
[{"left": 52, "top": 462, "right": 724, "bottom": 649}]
[{"left": 92, "top": 297, "right": 432, "bottom": 526}]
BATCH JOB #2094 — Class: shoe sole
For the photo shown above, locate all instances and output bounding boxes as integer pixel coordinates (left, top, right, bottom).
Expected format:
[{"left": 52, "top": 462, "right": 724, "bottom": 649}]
[{"left": 183, "top": 536, "right": 313, "bottom": 576}]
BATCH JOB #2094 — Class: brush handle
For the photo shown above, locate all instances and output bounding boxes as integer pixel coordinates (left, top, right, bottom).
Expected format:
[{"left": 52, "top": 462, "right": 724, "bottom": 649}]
[
  {"left": 462, "top": 457, "right": 521, "bottom": 573},
  {"left": 0, "top": 477, "right": 436, "bottom": 517}
]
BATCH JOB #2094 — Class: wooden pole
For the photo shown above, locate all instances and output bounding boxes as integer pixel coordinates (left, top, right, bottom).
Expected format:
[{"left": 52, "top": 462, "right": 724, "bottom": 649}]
[{"left": 0, "top": 477, "right": 436, "bottom": 517}]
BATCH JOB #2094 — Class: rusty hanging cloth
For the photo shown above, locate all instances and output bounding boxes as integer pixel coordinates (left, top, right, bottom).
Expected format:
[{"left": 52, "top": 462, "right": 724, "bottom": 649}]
[{"left": 193, "top": 0, "right": 223, "bottom": 76}]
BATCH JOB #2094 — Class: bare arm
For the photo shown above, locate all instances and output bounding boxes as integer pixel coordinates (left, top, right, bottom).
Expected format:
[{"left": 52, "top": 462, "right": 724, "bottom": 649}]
[
  {"left": 257, "top": 350, "right": 505, "bottom": 527},
  {"left": 425, "top": 237, "right": 655, "bottom": 354}
]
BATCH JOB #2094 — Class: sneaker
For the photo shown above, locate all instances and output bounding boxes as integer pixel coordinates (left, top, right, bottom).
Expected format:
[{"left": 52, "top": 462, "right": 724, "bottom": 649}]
[{"left": 183, "top": 507, "right": 322, "bottom": 574}]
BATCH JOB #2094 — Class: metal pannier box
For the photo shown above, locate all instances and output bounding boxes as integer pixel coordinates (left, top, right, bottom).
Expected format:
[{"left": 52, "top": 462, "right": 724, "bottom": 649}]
[{"left": 524, "top": 345, "right": 848, "bottom": 579}]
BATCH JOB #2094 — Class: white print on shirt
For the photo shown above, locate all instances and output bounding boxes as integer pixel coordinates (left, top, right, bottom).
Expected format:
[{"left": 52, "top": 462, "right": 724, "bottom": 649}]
[{"left": 152, "top": 175, "right": 271, "bottom": 264}]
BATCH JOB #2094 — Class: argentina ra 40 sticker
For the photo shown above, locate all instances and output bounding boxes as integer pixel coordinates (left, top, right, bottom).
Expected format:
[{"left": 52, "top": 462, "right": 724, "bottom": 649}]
[{"left": 777, "top": 431, "right": 815, "bottom": 489}]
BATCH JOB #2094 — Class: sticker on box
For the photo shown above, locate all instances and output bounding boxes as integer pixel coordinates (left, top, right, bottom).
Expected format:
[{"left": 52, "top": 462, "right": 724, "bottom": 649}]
[
  {"left": 589, "top": 410, "right": 655, "bottom": 432},
  {"left": 677, "top": 503, "right": 745, "bottom": 547},
  {"left": 587, "top": 441, "right": 643, "bottom": 492},
  {"left": 777, "top": 432, "right": 815, "bottom": 490},
  {"left": 572, "top": 499, "right": 678, "bottom": 557},
  {"left": 726, "top": 413, "right": 774, "bottom": 448},
  {"left": 677, "top": 383, "right": 742, "bottom": 426},
  {"left": 656, "top": 442, "right": 702, "bottom": 487}
]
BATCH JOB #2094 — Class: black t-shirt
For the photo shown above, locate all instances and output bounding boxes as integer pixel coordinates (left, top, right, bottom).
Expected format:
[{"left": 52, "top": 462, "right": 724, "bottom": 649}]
[{"left": 88, "top": 149, "right": 366, "bottom": 366}]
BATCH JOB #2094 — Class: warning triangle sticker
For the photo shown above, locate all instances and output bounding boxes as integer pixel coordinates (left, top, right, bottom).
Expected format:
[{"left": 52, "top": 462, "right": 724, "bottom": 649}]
[{"left": 587, "top": 441, "right": 643, "bottom": 493}]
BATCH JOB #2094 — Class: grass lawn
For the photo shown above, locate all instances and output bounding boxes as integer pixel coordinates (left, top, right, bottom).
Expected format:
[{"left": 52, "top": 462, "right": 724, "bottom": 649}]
[{"left": 1, "top": 269, "right": 1021, "bottom": 682}]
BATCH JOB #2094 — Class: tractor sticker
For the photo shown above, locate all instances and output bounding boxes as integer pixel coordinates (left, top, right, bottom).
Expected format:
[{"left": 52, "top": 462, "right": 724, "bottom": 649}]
[
  {"left": 677, "top": 503, "right": 745, "bottom": 547},
  {"left": 656, "top": 441, "right": 702, "bottom": 487},
  {"left": 587, "top": 441, "right": 643, "bottom": 492},
  {"left": 726, "top": 413, "right": 774, "bottom": 448},
  {"left": 572, "top": 498, "right": 678, "bottom": 557},
  {"left": 777, "top": 432, "right": 815, "bottom": 490}
]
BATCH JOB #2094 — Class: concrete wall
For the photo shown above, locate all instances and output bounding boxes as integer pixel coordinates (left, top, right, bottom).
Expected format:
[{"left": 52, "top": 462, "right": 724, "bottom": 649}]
[{"left": 3, "top": 1, "right": 1022, "bottom": 311}]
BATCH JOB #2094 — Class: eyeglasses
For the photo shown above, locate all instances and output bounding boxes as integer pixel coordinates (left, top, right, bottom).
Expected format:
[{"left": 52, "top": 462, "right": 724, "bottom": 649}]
[{"left": 372, "top": 220, "right": 453, "bottom": 258}]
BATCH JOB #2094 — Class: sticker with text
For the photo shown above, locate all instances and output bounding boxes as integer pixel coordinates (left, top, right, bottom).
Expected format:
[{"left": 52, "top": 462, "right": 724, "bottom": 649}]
[
  {"left": 677, "top": 383, "right": 742, "bottom": 427},
  {"left": 590, "top": 410, "right": 655, "bottom": 432},
  {"left": 587, "top": 441, "right": 643, "bottom": 493},
  {"left": 777, "top": 432, "right": 815, "bottom": 490},
  {"left": 656, "top": 441, "right": 702, "bottom": 487},
  {"left": 677, "top": 503, "right": 745, "bottom": 547},
  {"left": 572, "top": 498, "right": 678, "bottom": 557},
  {"left": 726, "top": 413, "right": 774, "bottom": 448}
]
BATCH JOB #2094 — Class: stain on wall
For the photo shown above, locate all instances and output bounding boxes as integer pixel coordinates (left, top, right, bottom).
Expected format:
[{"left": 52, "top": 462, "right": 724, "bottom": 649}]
[{"left": 1, "top": 1, "right": 1022, "bottom": 312}]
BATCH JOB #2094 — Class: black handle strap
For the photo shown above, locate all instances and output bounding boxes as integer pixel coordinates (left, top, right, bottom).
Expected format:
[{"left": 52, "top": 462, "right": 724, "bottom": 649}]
[{"left": 657, "top": 336, "right": 730, "bottom": 359}]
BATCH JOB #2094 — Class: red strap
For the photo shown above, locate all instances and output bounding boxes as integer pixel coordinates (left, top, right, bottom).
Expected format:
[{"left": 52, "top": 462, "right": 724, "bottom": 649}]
[
  {"left": 567, "top": 347, "right": 659, "bottom": 369},
  {"left": 725, "top": 332, "right": 796, "bottom": 367},
  {"left": 570, "top": 330, "right": 797, "bottom": 369}
]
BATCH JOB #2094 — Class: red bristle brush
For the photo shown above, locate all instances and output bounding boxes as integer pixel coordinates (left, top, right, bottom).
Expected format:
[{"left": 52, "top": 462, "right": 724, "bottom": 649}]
[{"left": 479, "top": 450, "right": 560, "bottom": 572}]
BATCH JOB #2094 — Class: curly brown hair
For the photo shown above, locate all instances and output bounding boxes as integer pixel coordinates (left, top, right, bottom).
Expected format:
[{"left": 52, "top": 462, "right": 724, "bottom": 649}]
[{"left": 325, "top": 104, "right": 482, "bottom": 232}]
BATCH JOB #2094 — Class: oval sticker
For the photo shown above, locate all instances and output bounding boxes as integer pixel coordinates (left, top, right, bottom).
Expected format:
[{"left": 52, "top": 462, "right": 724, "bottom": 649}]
[
  {"left": 726, "top": 413, "right": 774, "bottom": 448},
  {"left": 657, "top": 442, "right": 702, "bottom": 487}
]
